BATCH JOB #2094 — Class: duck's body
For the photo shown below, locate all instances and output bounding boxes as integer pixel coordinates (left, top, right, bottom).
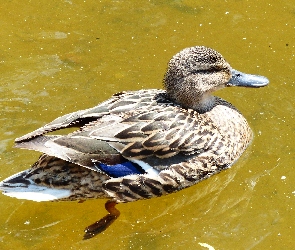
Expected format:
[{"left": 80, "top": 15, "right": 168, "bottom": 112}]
[
  {"left": 3, "top": 89, "right": 251, "bottom": 203},
  {"left": 0, "top": 46, "right": 268, "bottom": 238}
]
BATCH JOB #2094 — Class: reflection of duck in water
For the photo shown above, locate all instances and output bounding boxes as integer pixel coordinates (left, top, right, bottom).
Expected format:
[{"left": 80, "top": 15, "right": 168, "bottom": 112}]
[{"left": 0, "top": 46, "right": 269, "bottom": 239}]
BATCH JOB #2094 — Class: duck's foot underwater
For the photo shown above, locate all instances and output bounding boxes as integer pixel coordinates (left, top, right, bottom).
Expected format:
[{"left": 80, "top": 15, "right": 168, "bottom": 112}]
[{"left": 83, "top": 200, "right": 120, "bottom": 240}]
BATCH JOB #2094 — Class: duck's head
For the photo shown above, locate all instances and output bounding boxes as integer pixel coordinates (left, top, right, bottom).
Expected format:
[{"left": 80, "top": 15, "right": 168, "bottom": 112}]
[{"left": 163, "top": 46, "right": 269, "bottom": 113}]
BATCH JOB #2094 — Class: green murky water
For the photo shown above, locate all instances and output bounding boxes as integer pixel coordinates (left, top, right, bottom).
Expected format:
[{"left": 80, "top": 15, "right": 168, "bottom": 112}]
[{"left": 0, "top": 1, "right": 294, "bottom": 249}]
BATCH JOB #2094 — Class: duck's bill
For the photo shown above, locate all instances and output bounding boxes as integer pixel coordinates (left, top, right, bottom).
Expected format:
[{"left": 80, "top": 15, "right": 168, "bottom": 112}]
[{"left": 227, "top": 69, "right": 269, "bottom": 88}]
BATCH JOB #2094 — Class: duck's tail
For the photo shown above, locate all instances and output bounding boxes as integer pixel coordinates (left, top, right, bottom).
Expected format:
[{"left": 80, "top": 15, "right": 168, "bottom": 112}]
[
  {"left": 0, "top": 169, "right": 71, "bottom": 202},
  {"left": 0, "top": 154, "right": 113, "bottom": 202}
]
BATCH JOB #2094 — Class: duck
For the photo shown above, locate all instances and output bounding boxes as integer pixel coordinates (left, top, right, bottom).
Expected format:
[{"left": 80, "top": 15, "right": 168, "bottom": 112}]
[{"left": 0, "top": 46, "right": 269, "bottom": 239}]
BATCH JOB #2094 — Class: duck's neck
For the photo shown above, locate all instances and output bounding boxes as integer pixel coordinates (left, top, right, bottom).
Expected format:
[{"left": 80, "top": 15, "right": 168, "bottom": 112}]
[
  {"left": 166, "top": 90, "right": 217, "bottom": 113},
  {"left": 193, "top": 94, "right": 216, "bottom": 113}
]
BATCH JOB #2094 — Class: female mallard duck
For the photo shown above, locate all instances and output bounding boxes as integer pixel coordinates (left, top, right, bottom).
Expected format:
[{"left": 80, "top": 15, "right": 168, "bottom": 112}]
[{"left": 0, "top": 46, "right": 269, "bottom": 239}]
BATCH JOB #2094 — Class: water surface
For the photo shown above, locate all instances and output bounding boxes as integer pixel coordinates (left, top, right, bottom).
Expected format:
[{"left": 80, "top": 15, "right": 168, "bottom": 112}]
[{"left": 0, "top": 1, "right": 294, "bottom": 249}]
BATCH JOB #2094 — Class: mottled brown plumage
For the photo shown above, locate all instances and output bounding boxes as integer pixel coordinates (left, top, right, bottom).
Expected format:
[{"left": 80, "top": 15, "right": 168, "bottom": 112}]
[{"left": 0, "top": 46, "right": 269, "bottom": 238}]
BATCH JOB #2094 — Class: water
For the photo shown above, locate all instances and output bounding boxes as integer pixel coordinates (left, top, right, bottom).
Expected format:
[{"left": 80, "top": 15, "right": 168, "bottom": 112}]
[{"left": 0, "top": 0, "right": 294, "bottom": 249}]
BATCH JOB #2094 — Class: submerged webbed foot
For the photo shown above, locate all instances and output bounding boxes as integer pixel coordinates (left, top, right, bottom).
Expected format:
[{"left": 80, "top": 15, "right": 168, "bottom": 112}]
[{"left": 83, "top": 200, "right": 120, "bottom": 240}]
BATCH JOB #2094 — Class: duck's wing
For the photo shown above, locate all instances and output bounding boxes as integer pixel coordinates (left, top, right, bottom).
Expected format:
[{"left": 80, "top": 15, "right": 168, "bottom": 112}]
[
  {"left": 15, "top": 90, "right": 162, "bottom": 143},
  {"left": 15, "top": 135, "right": 125, "bottom": 171},
  {"left": 15, "top": 103, "right": 220, "bottom": 173}
]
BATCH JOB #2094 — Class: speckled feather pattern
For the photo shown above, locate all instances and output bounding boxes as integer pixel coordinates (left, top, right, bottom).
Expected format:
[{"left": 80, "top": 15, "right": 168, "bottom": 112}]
[
  {"left": 23, "top": 154, "right": 110, "bottom": 201},
  {"left": 13, "top": 89, "right": 252, "bottom": 203},
  {"left": 2, "top": 46, "right": 267, "bottom": 205}
]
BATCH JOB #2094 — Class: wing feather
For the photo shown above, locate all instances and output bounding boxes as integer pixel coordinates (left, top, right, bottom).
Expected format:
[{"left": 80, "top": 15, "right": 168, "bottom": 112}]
[{"left": 14, "top": 90, "right": 220, "bottom": 172}]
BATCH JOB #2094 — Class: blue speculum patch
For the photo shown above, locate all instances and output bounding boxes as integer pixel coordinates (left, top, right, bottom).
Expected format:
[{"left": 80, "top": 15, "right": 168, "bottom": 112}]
[{"left": 97, "top": 161, "right": 145, "bottom": 177}]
